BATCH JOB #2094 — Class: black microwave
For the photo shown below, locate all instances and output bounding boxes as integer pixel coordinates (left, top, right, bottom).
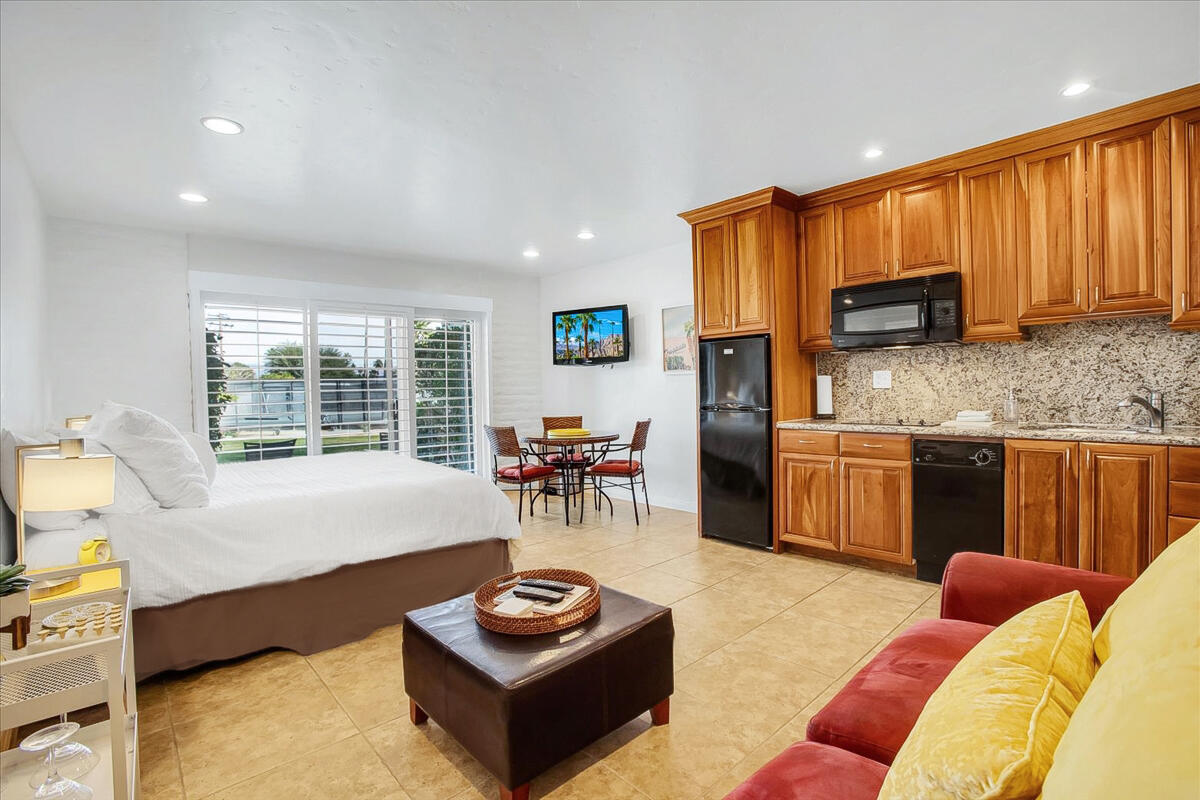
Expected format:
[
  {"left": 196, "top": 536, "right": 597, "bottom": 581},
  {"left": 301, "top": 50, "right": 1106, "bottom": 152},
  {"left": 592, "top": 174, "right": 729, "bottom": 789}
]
[{"left": 831, "top": 273, "right": 962, "bottom": 350}]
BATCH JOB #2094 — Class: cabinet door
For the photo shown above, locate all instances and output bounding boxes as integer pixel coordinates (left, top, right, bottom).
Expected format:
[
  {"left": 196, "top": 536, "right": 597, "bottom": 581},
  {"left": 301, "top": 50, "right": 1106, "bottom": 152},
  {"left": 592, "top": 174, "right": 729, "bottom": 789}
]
[
  {"left": 780, "top": 453, "right": 839, "bottom": 551},
  {"left": 797, "top": 205, "right": 835, "bottom": 350},
  {"left": 839, "top": 456, "right": 912, "bottom": 564},
  {"left": 835, "top": 190, "right": 891, "bottom": 286},
  {"left": 1086, "top": 119, "right": 1172, "bottom": 314},
  {"left": 1079, "top": 442, "right": 1167, "bottom": 578},
  {"left": 959, "top": 160, "right": 1022, "bottom": 341},
  {"left": 1015, "top": 141, "right": 1088, "bottom": 320},
  {"left": 694, "top": 218, "right": 732, "bottom": 337},
  {"left": 731, "top": 207, "right": 773, "bottom": 333},
  {"left": 1004, "top": 440, "right": 1079, "bottom": 567},
  {"left": 892, "top": 175, "right": 959, "bottom": 278},
  {"left": 1171, "top": 109, "right": 1200, "bottom": 329}
]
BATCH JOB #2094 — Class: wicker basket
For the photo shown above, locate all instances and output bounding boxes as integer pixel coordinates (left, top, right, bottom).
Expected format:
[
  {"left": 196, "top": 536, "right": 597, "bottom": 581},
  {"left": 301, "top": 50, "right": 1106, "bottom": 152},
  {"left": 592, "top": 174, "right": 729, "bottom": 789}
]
[{"left": 474, "top": 568, "right": 601, "bottom": 635}]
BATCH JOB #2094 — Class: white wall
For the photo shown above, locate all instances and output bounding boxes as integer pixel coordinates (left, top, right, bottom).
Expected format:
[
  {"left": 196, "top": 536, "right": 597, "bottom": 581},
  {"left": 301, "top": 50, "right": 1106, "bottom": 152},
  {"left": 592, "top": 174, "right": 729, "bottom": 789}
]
[
  {"left": 539, "top": 241, "right": 697, "bottom": 511},
  {"left": 42, "top": 222, "right": 543, "bottom": 435},
  {"left": 0, "top": 116, "right": 49, "bottom": 433}
]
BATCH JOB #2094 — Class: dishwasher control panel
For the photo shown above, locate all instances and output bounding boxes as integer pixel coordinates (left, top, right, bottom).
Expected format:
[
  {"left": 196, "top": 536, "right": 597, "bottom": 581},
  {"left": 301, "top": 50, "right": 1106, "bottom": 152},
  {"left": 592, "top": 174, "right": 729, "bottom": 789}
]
[{"left": 912, "top": 439, "right": 1003, "bottom": 470}]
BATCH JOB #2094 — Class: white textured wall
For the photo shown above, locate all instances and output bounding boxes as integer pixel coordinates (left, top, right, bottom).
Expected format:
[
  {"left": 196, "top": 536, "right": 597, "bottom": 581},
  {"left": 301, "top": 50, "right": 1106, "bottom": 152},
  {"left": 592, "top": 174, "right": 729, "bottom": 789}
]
[
  {"left": 42, "top": 222, "right": 542, "bottom": 435},
  {"left": 539, "top": 241, "right": 697, "bottom": 511}
]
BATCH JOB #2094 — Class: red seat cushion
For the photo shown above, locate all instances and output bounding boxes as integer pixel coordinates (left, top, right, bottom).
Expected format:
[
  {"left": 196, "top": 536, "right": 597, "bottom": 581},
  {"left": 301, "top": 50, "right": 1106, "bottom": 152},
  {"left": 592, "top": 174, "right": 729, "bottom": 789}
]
[
  {"left": 588, "top": 459, "right": 642, "bottom": 475},
  {"left": 496, "top": 464, "right": 557, "bottom": 481},
  {"left": 544, "top": 452, "right": 589, "bottom": 463},
  {"left": 806, "top": 617, "right": 993, "bottom": 765},
  {"left": 724, "top": 741, "right": 887, "bottom": 800}
]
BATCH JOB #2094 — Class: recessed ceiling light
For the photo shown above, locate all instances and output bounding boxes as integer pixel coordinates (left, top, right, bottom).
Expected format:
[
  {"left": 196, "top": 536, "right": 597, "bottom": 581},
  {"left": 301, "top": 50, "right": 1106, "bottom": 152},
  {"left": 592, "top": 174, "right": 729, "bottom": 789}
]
[
  {"left": 1060, "top": 82, "right": 1091, "bottom": 97},
  {"left": 577, "top": 229, "right": 595, "bottom": 240},
  {"left": 179, "top": 192, "right": 209, "bottom": 204},
  {"left": 201, "top": 116, "right": 244, "bottom": 135},
  {"left": 522, "top": 247, "right": 540, "bottom": 259},
  {"left": 863, "top": 147, "right": 884, "bottom": 159}
]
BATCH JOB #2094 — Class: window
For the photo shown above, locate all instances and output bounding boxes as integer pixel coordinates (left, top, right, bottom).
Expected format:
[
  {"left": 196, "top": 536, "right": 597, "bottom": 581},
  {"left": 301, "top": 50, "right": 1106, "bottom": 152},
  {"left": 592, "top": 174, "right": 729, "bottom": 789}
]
[{"left": 200, "top": 295, "right": 483, "bottom": 472}]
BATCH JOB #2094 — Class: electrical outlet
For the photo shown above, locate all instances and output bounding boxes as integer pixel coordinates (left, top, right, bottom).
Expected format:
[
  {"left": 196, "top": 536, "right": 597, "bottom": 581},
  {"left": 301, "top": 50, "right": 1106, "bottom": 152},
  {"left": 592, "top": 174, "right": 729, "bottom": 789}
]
[{"left": 872, "top": 370, "right": 892, "bottom": 389}]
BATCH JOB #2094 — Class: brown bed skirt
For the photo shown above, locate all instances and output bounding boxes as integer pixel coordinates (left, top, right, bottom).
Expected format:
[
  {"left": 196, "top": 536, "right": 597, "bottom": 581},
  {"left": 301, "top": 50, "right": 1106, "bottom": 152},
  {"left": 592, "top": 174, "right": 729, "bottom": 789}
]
[{"left": 132, "top": 538, "right": 513, "bottom": 680}]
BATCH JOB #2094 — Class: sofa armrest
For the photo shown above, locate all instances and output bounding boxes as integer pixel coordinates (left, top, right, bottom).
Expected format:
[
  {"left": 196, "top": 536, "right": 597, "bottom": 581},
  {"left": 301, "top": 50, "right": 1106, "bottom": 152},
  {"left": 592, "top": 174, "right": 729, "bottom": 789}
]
[{"left": 941, "top": 552, "right": 1133, "bottom": 628}]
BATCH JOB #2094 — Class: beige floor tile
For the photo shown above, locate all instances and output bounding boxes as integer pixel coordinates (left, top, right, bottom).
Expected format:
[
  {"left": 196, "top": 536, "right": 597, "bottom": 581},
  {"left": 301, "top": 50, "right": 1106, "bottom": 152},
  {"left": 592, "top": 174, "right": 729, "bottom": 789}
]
[
  {"left": 307, "top": 624, "right": 407, "bottom": 731},
  {"left": 139, "top": 727, "right": 185, "bottom": 800},
  {"left": 709, "top": 561, "right": 838, "bottom": 612},
  {"left": 831, "top": 568, "right": 938, "bottom": 605},
  {"left": 790, "top": 582, "right": 924, "bottom": 636},
  {"left": 365, "top": 716, "right": 495, "bottom": 800},
  {"left": 736, "top": 610, "right": 882, "bottom": 678},
  {"left": 655, "top": 550, "right": 757, "bottom": 586},
  {"left": 138, "top": 678, "right": 172, "bottom": 735},
  {"left": 672, "top": 620, "right": 733, "bottom": 671},
  {"left": 560, "top": 547, "right": 648, "bottom": 582},
  {"left": 166, "top": 649, "right": 313, "bottom": 725},
  {"left": 602, "top": 536, "right": 702, "bottom": 568},
  {"left": 668, "top": 587, "right": 783, "bottom": 638},
  {"left": 202, "top": 735, "right": 411, "bottom": 800},
  {"left": 754, "top": 552, "right": 853, "bottom": 583},
  {"left": 607, "top": 567, "right": 708, "bottom": 606}
]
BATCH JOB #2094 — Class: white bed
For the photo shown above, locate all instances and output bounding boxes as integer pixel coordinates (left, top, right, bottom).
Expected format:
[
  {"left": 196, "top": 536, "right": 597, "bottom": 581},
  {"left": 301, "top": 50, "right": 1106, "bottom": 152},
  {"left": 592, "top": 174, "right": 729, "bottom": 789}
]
[{"left": 26, "top": 451, "right": 521, "bottom": 610}]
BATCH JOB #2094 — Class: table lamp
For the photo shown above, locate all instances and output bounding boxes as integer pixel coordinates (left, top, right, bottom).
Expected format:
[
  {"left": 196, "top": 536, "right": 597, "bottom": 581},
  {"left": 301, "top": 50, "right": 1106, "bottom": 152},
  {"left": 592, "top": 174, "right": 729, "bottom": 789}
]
[{"left": 15, "top": 438, "right": 115, "bottom": 599}]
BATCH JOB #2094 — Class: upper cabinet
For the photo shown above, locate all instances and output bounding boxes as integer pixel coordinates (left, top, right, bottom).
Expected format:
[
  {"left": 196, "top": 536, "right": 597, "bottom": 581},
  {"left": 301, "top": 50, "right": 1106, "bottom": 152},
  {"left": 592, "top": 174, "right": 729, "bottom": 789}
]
[
  {"left": 797, "top": 205, "right": 836, "bottom": 350},
  {"left": 1086, "top": 119, "right": 1172, "bottom": 315},
  {"left": 730, "top": 207, "right": 773, "bottom": 333},
  {"left": 1014, "top": 141, "right": 1089, "bottom": 320},
  {"left": 1171, "top": 109, "right": 1200, "bottom": 329},
  {"left": 958, "top": 160, "right": 1022, "bottom": 341},
  {"left": 891, "top": 175, "right": 960, "bottom": 279},
  {"left": 694, "top": 218, "right": 733, "bottom": 336},
  {"left": 834, "top": 189, "right": 891, "bottom": 286}
]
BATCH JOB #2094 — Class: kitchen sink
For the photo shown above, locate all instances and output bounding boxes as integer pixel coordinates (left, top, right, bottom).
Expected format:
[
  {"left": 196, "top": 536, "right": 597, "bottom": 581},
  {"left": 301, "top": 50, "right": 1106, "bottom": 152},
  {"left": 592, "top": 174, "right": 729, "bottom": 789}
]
[{"left": 1018, "top": 422, "right": 1158, "bottom": 435}]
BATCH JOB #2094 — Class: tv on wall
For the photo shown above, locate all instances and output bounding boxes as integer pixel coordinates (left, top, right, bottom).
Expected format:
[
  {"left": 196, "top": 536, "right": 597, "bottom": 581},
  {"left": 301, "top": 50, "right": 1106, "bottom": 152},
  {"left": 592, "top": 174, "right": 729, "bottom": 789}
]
[{"left": 552, "top": 304, "right": 630, "bottom": 365}]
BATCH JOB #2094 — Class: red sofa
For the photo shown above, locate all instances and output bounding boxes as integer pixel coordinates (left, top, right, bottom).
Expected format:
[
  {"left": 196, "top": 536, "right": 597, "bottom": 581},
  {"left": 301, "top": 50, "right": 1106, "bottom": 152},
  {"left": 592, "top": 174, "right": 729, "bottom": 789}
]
[{"left": 726, "top": 553, "right": 1133, "bottom": 800}]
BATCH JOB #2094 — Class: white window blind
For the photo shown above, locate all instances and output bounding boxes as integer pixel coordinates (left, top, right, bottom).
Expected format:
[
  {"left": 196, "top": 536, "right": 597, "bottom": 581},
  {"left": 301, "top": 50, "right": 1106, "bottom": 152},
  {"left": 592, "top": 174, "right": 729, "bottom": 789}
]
[{"left": 414, "top": 316, "right": 476, "bottom": 471}]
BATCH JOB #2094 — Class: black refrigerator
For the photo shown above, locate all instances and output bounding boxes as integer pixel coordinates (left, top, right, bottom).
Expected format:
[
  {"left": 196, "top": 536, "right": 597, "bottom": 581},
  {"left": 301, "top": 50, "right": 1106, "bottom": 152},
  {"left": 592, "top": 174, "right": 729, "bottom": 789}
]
[{"left": 699, "top": 335, "right": 773, "bottom": 549}]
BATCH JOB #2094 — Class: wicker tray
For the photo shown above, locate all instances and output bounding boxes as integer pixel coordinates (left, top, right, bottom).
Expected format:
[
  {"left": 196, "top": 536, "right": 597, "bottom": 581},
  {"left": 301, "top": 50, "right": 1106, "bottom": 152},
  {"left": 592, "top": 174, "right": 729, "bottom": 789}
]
[{"left": 474, "top": 568, "right": 601, "bottom": 635}]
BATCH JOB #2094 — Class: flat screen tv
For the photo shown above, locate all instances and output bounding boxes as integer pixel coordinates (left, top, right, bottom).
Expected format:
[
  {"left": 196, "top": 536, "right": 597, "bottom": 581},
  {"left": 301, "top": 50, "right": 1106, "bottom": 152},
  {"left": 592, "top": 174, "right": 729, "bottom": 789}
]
[{"left": 552, "top": 304, "right": 630, "bottom": 365}]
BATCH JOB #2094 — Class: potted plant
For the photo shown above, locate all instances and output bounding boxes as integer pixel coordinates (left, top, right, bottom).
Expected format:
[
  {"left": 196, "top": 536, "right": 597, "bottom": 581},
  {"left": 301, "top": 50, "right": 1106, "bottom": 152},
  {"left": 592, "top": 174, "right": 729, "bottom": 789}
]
[{"left": 0, "top": 563, "right": 33, "bottom": 649}]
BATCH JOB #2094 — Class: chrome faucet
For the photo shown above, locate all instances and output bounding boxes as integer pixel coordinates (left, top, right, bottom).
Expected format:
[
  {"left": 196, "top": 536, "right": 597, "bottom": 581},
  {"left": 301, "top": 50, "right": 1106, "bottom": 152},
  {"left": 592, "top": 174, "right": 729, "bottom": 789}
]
[{"left": 1117, "top": 387, "right": 1165, "bottom": 432}]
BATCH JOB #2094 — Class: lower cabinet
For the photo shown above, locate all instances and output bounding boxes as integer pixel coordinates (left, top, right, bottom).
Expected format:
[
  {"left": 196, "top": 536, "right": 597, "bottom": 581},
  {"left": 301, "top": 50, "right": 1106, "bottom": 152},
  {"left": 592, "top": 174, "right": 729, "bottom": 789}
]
[
  {"left": 780, "top": 453, "right": 839, "bottom": 551},
  {"left": 839, "top": 456, "right": 913, "bottom": 565},
  {"left": 1004, "top": 440, "right": 1079, "bottom": 567}
]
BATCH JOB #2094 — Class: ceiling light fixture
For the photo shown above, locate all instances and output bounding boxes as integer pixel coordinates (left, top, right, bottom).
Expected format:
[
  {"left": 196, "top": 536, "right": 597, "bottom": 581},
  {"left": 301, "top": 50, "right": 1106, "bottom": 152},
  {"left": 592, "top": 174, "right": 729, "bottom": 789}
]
[
  {"left": 200, "top": 116, "right": 244, "bottom": 135},
  {"left": 178, "top": 192, "right": 209, "bottom": 204},
  {"left": 1060, "top": 82, "right": 1091, "bottom": 97},
  {"left": 522, "top": 247, "right": 540, "bottom": 259},
  {"left": 863, "top": 147, "right": 884, "bottom": 159},
  {"left": 577, "top": 229, "right": 595, "bottom": 240}
]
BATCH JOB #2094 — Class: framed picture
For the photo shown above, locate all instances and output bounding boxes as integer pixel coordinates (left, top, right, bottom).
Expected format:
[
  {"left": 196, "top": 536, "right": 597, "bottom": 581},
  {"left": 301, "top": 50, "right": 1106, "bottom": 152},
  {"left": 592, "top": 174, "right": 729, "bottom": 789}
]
[{"left": 661, "top": 305, "right": 696, "bottom": 373}]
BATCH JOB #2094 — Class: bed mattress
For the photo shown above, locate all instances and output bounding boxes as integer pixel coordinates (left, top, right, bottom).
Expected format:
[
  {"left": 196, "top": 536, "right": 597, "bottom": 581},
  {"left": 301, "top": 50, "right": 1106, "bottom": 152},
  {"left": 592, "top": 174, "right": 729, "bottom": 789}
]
[{"left": 25, "top": 452, "right": 520, "bottom": 609}]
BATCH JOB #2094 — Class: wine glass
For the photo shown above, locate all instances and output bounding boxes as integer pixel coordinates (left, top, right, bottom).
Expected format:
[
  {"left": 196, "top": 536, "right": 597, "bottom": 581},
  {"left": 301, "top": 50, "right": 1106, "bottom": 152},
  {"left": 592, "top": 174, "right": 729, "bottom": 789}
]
[
  {"left": 28, "top": 714, "right": 101, "bottom": 788},
  {"left": 19, "top": 721, "right": 94, "bottom": 799}
]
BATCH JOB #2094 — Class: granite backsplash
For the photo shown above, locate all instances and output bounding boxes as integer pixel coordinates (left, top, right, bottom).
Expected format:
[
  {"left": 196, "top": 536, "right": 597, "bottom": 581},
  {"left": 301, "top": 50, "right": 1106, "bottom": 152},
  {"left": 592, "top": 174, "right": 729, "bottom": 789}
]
[{"left": 814, "top": 316, "right": 1199, "bottom": 427}]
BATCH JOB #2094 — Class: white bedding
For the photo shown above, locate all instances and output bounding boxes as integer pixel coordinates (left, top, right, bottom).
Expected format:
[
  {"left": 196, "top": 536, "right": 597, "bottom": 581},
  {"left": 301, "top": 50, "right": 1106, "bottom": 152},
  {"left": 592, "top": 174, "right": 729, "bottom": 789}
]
[{"left": 25, "top": 452, "right": 520, "bottom": 609}]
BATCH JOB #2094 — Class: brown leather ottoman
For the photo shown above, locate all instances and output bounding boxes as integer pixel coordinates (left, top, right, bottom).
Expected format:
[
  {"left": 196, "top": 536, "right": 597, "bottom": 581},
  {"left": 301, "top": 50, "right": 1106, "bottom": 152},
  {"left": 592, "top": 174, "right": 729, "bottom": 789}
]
[{"left": 402, "top": 586, "right": 674, "bottom": 800}]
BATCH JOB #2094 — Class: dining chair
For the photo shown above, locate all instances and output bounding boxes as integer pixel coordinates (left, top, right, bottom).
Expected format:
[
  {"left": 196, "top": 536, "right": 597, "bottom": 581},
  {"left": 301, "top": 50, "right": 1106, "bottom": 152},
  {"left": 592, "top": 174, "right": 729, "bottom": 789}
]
[
  {"left": 587, "top": 419, "right": 651, "bottom": 524},
  {"left": 541, "top": 415, "right": 591, "bottom": 507},
  {"left": 484, "top": 425, "right": 555, "bottom": 522}
]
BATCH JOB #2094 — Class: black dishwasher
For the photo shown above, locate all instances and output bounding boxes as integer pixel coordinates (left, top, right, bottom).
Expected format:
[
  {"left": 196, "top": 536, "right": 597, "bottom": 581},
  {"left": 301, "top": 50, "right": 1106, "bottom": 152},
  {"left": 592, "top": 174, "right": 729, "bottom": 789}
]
[{"left": 912, "top": 439, "right": 1005, "bottom": 583}]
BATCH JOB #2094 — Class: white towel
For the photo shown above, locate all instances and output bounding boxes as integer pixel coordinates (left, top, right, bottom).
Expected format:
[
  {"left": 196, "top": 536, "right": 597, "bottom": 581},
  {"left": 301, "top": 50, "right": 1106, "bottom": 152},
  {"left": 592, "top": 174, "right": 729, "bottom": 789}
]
[{"left": 955, "top": 410, "right": 993, "bottom": 421}]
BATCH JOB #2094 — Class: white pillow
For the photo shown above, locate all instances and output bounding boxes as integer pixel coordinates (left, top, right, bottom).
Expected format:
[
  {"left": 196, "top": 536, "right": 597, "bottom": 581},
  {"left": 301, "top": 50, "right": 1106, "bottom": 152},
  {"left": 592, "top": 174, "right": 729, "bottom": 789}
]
[
  {"left": 82, "top": 402, "right": 211, "bottom": 508},
  {"left": 45, "top": 429, "right": 160, "bottom": 516},
  {"left": 0, "top": 430, "right": 89, "bottom": 531},
  {"left": 182, "top": 432, "right": 217, "bottom": 485}
]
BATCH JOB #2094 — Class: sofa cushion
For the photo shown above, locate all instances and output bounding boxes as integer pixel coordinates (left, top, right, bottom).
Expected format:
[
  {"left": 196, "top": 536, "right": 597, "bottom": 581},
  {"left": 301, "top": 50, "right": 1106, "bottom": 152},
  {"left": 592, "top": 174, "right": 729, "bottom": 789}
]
[
  {"left": 877, "top": 591, "right": 1096, "bottom": 800},
  {"left": 723, "top": 741, "right": 887, "bottom": 800},
  {"left": 807, "top": 618, "right": 993, "bottom": 765}
]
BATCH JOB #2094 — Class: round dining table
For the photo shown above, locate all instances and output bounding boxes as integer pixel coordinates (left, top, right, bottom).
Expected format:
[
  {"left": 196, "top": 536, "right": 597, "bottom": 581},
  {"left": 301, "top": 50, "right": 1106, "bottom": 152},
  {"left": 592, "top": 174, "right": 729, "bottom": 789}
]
[{"left": 522, "top": 431, "right": 620, "bottom": 525}]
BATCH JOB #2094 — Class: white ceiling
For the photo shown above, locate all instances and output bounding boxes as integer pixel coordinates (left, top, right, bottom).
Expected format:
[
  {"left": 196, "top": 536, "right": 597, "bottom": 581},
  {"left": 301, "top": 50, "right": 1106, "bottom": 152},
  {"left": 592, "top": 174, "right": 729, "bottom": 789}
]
[{"left": 2, "top": 1, "right": 1198, "bottom": 275}]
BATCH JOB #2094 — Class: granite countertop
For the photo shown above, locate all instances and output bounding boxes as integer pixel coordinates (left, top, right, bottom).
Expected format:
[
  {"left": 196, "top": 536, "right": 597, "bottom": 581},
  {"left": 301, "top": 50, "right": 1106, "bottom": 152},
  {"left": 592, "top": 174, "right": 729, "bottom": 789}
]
[{"left": 776, "top": 419, "right": 1200, "bottom": 447}]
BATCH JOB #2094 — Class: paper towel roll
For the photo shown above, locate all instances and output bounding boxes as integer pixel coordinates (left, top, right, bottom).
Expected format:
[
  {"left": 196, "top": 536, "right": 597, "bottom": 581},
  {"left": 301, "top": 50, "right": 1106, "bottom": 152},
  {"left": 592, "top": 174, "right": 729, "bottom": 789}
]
[{"left": 816, "top": 375, "right": 833, "bottom": 416}]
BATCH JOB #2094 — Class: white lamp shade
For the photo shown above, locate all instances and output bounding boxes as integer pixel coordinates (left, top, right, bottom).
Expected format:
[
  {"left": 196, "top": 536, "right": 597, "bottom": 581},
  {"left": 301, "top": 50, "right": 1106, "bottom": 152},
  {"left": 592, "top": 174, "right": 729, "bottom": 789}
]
[{"left": 21, "top": 453, "right": 116, "bottom": 511}]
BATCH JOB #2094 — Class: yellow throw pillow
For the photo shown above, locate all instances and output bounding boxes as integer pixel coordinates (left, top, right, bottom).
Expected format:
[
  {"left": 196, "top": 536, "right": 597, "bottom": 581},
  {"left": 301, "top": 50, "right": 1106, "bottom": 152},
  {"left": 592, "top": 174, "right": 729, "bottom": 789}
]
[
  {"left": 1092, "top": 525, "right": 1199, "bottom": 664},
  {"left": 878, "top": 591, "right": 1096, "bottom": 800}
]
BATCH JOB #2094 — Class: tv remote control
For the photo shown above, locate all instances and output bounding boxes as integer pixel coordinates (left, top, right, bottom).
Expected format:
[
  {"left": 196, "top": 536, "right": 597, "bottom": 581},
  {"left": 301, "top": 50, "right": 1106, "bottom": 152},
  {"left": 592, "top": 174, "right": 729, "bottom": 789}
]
[
  {"left": 518, "top": 578, "right": 574, "bottom": 593},
  {"left": 513, "top": 586, "right": 566, "bottom": 604}
]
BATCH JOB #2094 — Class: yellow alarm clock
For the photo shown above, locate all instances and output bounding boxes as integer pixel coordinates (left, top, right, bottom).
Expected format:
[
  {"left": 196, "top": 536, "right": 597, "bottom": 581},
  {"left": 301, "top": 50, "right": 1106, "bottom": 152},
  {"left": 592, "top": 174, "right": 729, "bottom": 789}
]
[{"left": 78, "top": 538, "right": 112, "bottom": 564}]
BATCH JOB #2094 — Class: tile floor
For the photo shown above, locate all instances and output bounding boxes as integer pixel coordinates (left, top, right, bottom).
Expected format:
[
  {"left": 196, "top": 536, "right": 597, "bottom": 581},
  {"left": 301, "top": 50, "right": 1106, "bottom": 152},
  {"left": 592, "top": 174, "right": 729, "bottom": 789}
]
[{"left": 132, "top": 494, "right": 940, "bottom": 799}]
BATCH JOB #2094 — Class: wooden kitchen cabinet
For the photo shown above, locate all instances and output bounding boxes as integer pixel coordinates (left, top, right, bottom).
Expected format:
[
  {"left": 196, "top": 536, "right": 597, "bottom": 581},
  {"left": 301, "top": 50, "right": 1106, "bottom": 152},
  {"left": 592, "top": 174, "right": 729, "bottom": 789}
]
[
  {"left": 835, "top": 189, "right": 891, "bottom": 286},
  {"left": 891, "top": 174, "right": 959, "bottom": 279},
  {"left": 1085, "top": 119, "right": 1172, "bottom": 315},
  {"left": 1171, "top": 109, "right": 1200, "bottom": 329},
  {"left": 797, "top": 204, "right": 836, "bottom": 350},
  {"left": 1005, "top": 439, "right": 1079, "bottom": 567},
  {"left": 1078, "top": 442, "right": 1167, "bottom": 578},
  {"left": 780, "top": 453, "right": 840, "bottom": 551},
  {"left": 694, "top": 217, "right": 732, "bottom": 336},
  {"left": 1015, "top": 141, "right": 1089, "bottom": 321},
  {"left": 958, "top": 159, "right": 1023, "bottom": 341},
  {"left": 730, "top": 206, "right": 774, "bottom": 333},
  {"left": 840, "top": 455, "right": 912, "bottom": 565}
]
